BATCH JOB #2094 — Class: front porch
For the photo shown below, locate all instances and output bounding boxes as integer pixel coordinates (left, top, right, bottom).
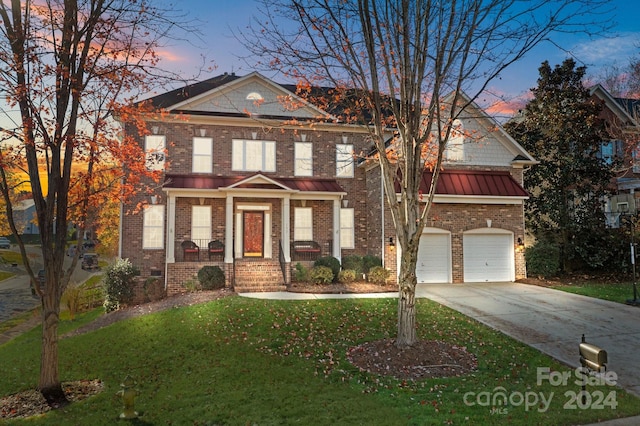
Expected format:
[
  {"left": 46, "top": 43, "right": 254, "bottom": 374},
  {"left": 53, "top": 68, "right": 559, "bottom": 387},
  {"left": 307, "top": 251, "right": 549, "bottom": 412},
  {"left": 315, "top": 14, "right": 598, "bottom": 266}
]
[
  {"left": 162, "top": 173, "right": 348, "bottom": 295},
  {"left": 167, "top": 237, "right": 332, "bottom": 295}
]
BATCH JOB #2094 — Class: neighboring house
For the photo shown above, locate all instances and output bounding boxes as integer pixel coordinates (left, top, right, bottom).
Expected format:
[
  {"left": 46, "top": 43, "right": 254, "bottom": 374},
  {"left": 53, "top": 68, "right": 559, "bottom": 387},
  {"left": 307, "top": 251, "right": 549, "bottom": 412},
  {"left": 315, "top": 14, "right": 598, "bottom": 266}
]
[
  {"left": 13, "top": 198, "right": 39, "bottom": 235},
  {"left": 589, "top": 85, "right": 640, "bottom": 226},
  {"left": 119, "top": 72, "right": 536, "bottom": 295}
]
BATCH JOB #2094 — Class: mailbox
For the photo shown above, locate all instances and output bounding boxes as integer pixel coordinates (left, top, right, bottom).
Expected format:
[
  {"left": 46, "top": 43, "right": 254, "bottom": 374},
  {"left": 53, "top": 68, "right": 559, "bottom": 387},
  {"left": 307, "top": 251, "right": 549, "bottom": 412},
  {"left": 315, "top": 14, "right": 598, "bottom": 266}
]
[{"left": 579, "top": 340, "right": 607, "bottom": 371}]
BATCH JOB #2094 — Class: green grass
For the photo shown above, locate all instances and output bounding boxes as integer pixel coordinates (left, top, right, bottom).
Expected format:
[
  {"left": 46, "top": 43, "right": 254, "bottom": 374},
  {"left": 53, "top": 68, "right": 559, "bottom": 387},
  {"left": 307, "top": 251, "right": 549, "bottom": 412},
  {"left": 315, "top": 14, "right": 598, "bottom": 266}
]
[
  {"left": 1, "top": 296, "right": 639, "bottom": 425},
  {"left": 551, "top": 281, "right": 638, "bottom": 303},
  {"left": 0, "top": 270, "right": 15, "bottom": 281},
  {"left": 0, "top": 250, "right": 23, "bottom": 265}
]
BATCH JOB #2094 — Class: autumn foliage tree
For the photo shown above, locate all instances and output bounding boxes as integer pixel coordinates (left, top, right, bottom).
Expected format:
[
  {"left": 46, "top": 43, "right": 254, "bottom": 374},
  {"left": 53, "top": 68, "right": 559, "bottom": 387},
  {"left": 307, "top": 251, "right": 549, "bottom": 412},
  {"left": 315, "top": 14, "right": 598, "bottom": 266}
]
[
  {"left": 0, "top": 0, "right": 193, "bottom": 407},
  {"left": 242, "top": 0, "right": 612, "bottom": 347}
]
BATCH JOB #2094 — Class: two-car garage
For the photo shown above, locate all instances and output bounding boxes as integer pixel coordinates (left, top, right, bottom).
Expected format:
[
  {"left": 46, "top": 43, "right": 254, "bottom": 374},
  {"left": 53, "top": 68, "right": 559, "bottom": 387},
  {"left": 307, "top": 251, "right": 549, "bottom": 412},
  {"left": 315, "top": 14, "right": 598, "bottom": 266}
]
[{"left": 413, "top": 227, "right": 515, "bottom": 283}]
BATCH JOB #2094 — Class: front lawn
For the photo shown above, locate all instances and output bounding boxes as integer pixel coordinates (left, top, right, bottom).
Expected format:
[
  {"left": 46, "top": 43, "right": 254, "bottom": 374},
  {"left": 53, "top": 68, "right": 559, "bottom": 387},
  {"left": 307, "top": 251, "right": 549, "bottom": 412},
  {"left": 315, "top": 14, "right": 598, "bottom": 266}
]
[
  {"left": 1, "top": 296, "right": 639, "bottom": 425},
  {"left": 551, "top": 281, "right": 638, "bottom": 304}
]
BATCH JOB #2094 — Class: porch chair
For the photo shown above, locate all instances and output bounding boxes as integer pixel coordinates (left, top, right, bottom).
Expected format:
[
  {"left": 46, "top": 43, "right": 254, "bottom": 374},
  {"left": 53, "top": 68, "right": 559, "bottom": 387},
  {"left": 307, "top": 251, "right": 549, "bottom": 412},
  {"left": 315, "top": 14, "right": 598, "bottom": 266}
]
[
  {"left": 181, "top": 240, "right": 200, "bottom": 261},
  {"left": 208, "top": 240, "right": 224, "bottom": 260}
]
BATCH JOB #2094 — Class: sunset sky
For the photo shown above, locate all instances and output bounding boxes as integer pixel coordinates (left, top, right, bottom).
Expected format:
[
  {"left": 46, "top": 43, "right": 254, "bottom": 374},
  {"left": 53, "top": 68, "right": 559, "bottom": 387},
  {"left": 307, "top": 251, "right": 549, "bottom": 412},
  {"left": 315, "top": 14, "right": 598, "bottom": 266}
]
[{"left": 155, "top": 0, "right": 640, "bottom": 122}]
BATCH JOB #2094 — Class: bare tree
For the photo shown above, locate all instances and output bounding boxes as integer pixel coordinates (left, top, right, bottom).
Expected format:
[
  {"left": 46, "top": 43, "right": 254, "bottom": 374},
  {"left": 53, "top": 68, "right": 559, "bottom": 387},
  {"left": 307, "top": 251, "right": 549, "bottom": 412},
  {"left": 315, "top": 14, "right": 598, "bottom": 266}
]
[
  {"left": 0, "top": 0, "right": 196, "bottom": 407},
  {"left": 241, "top": 0, "right": 611, "bottom": 348}
]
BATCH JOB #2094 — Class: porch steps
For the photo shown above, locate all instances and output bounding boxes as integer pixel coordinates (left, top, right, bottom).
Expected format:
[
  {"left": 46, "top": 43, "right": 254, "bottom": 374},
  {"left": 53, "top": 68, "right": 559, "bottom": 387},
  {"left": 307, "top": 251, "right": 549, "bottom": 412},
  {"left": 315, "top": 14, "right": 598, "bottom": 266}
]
[{"left": 233, "top": 259, "right": 287, "bottom": 292}]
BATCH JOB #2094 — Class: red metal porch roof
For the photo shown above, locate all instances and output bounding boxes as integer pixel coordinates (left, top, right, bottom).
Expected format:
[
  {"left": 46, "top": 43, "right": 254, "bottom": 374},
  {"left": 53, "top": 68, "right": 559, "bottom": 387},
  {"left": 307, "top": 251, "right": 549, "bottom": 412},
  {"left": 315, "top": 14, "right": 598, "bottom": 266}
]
[
  {"left": 394, "top": 169, "right": 528, "bottom": 197},
  {"left": 163, "top": 174, "right": 345, "bottom": 193}
]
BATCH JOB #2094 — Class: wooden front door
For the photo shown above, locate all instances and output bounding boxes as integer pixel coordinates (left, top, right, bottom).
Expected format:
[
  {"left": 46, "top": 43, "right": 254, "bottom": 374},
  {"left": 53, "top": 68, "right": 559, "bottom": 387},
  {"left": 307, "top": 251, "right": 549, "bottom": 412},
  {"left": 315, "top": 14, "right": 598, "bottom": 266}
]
[{"left": 243, "top": 211, "right": 264, "bottom": 257}]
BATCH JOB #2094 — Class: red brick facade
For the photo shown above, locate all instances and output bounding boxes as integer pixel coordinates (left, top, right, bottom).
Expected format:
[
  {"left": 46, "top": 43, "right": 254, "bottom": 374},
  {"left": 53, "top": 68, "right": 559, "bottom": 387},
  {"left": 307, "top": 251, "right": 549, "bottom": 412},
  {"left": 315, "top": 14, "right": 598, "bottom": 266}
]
[{"left": 120, "top": 73, "right": 533, "bottom": 295}]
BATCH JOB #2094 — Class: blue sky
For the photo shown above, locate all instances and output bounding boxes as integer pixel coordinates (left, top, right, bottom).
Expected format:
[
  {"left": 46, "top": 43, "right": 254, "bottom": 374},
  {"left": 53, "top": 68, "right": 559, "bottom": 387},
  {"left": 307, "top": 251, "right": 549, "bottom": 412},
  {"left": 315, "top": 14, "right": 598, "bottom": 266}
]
[{"left": 160, "top": 0, "right": 640, "bottom": 120}]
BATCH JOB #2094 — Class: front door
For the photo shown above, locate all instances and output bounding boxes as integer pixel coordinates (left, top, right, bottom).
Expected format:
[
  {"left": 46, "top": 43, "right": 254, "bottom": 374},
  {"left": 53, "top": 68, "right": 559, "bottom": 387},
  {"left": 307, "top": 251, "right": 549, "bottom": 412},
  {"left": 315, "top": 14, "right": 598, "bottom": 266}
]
[{"left": 243, "top": 211, "right": 264, "bottom": 257}]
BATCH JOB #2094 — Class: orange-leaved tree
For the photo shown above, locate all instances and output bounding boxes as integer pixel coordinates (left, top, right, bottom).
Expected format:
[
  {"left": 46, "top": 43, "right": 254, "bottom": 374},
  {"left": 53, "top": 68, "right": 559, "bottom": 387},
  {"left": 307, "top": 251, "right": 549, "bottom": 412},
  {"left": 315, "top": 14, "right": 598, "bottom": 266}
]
[
  {"left": 0, "top": 0, "right": 195, "bottom": 407},
  {"left": 242, "top": 0, "right": 611, "bottom": 348}
]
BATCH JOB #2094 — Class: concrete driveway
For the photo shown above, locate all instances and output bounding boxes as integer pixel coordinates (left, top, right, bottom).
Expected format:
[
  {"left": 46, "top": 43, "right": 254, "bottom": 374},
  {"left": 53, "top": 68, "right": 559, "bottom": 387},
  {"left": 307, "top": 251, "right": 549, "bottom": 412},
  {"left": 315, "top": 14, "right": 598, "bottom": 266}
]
[{"left": 416, "top": 282, "right": 640, "bottom": 397}]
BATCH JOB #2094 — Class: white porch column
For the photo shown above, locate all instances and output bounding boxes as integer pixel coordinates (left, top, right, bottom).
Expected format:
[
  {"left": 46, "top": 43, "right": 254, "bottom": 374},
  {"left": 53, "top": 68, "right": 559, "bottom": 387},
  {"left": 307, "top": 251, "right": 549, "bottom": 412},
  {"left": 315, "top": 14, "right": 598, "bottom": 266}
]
[
  {"left": 333, "top": 198, "right": 341, "bottom": 262},
  {"left": 166, "top": 193, "right": 176, "bottom": 263},
  {"left": 225, "top": 194, "right": 234, "bottom": 263},
  {"left": 281, "top": 197, "right": 291, "bottom": 262}
]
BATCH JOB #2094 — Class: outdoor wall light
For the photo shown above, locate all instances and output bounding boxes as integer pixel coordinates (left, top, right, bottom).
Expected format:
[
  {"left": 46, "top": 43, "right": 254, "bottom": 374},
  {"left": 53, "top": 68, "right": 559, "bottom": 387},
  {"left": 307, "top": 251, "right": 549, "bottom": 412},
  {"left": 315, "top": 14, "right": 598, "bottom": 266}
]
[
  {"left": 516, "top": 237, "right": 525, "bottom": 252},
  {"left": 389, "top": 237, "right": 395, "bottom": 250}
]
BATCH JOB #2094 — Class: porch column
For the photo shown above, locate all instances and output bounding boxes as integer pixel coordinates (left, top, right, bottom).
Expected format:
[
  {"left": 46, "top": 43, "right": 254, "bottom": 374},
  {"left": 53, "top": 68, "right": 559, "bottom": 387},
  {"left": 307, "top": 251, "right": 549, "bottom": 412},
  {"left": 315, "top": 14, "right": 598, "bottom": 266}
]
[
  {"left": 224, "top": 194, "right": 234, "bottom": 263},
  {"left": 166, "top": 193, "right": 176, "bottom": 263},
  {"left": 281, "top": 197, "right": 291, "bottom": 262},
  {"left": 333, "top": 198, "right": 341, "bottom": 262}
]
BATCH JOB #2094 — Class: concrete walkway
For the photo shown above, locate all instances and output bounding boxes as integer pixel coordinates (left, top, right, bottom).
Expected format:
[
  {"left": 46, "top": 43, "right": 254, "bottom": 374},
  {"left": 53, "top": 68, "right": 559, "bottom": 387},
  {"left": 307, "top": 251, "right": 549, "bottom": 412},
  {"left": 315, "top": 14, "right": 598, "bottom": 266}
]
[{"left": 240, "top": 282, "right": 640, "bottom": 425}]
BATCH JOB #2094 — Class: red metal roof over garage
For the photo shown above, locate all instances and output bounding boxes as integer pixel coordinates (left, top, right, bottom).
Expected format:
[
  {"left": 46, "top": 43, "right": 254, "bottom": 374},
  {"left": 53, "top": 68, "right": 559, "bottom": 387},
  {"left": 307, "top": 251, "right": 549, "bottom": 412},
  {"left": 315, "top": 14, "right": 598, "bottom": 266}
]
[
  {"left": 163, "top": 174, "right": 345, "bottom": 193},
  {"left": 394, "top": 170, "right": 528, "bottom": 197}
]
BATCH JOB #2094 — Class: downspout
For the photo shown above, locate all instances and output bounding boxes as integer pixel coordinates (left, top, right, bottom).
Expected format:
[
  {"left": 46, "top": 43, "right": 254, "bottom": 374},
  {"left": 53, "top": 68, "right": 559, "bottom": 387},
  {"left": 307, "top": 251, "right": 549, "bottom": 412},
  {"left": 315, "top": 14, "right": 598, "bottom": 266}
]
[{"left": 381, "top": 166, "right": 385, "bottom": 267}]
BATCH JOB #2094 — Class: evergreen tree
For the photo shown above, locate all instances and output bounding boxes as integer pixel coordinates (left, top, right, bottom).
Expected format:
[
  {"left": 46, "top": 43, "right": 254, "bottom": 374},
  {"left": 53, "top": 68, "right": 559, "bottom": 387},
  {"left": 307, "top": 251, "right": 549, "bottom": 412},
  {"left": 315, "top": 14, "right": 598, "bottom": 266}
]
[{"left": 505, "top": 59, "right": 616, "bottom": 271}]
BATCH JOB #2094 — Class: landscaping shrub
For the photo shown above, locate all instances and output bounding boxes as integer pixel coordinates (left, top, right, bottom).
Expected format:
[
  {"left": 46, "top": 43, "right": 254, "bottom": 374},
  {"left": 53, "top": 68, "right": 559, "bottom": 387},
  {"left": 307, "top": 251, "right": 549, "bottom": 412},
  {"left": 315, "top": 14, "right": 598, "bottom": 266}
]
[
  {"left": 338, "top": 269, "right": 357, "bottom": 283},
  {"left": 362, "top": 254, "right": 382, "bottom": 273},
  {"left": 309, "top": 265, "right": 334, "bottom": 284},
  {"left": 102, "top": 258, "right": 139, "bottom": 312},
  {"left": 526, "top": 240, "right": 560, "bottom": 278},
  {"left": 314, "top": 256, "right": 340, "bottom": 281},
  {"left": 197, "top": 265, "right": 226, "bottom": 290},
  {"left": 367, "top": 266, "right": 390, "bottom": 284},
  {"left": 341, "top": 255, "right": 364, "bottom": 275},
  {"left": 294, "top": 262, "right": 310, "bottom": 282}
]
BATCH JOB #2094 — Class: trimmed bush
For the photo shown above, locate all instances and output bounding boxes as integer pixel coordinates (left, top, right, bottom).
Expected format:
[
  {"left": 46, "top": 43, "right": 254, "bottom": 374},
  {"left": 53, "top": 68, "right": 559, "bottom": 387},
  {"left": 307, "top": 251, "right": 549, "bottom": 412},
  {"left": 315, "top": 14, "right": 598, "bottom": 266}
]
[
  {"left": 294, "top": 262, "right": 310, "bottom": 282},
  {"left": 102, "top": 258, "right": 139, "bottom": 312},
  {"left": 314, "top": 256, "right": 340, "bottom": 281},
  {"left": 526, "top": 240, "right": 560, "bottom": 278},
  {"left": 362, "top": 254, "right": 382, "bottom": 273},
  {"left": 309, "top": 265, "right": 334, "bottom": 284},
  {"left": 367, "top": 266, "right": 390, "bottom": 284},
  {"left": 197, "top": 265, "right": 226, "bottom": 290},
  {"left": 341, "top": 255, "right": 364, "bottom": 275},
  {"left": 338, "top": 269, "right": 357, "bottom": 283}
]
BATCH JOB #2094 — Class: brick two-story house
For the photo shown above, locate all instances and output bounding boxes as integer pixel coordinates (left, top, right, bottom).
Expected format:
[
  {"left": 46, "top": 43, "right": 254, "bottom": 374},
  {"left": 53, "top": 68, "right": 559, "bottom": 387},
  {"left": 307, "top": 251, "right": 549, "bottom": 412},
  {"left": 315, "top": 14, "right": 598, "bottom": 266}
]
[{"left": 119, "top": 72, "right": 535, "bottom": 294}]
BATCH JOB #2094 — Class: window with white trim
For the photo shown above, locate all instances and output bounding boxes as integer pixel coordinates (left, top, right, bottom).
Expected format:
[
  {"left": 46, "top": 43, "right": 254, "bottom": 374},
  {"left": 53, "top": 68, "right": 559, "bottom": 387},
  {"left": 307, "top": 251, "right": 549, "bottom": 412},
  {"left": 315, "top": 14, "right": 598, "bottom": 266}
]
[
  {"left": 192, "top": 137, "right": 213, "bottom": 173},
  {"left": 145, "top": 135, "right": 166, "bottom": 171},
  {"left": 191, "top": 205, "right": 211, "bottom": 244},
  {"left": 336, "top": 144, "right": 354, "bottom": 177},
  {"left": 295, "top": 142, "right": 313, "bottom": 176},
  {"left": 445, "top": 119, "right": 464, "bottom": 161},
  {"left": 340, "top": 208, "right": 354, "bottom": 249},
  {"left": 232, "top": 139, "right": 276, "bottom": 172},
  {"left": 143, "top": 205, "right": 164, "bottom": 249},
  {"left": 294, "top": 207, "right": 313, "bottom": 241}
]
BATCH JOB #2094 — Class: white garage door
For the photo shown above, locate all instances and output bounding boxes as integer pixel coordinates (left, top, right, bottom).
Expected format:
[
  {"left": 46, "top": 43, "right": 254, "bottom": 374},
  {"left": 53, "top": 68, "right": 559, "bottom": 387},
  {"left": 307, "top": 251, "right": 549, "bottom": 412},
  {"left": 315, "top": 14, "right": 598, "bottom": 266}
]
[
  {"left": 416, "top": 232, "right": 451, "bottom": 283},
  {"left": 463, "top": 232, "right": 514, "bottom": 282}
]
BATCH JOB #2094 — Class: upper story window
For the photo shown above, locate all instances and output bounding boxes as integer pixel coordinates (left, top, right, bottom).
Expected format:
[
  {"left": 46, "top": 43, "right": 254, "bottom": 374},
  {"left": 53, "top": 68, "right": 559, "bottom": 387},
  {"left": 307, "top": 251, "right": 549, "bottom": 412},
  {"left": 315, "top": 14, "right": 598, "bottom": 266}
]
[
  {"left": 444, "top": 119, "right": 464, "bottom": 162},
  {"left": 193, "top": 137, "right": 213, "bottom": 173},
  {"left": 295, "top": 142, "right": 313, "bottom": 176},
  {"left": 232, "top": 139, "right": 276, "bottom": 172},
  {"left": 143, "top": 204, "right": 164, "bottom": 249},
  {"left": 336, "top": 143, "right": 354, "bottom": 178},
  {"left": 634, "top": 142, "right": 640, "bottom": 173},
  {"left": 599, "top": 139, "right": 623, "bottom": 165},
  {"left": 145, "top": 135, "right": 166, "bottom": 171}
]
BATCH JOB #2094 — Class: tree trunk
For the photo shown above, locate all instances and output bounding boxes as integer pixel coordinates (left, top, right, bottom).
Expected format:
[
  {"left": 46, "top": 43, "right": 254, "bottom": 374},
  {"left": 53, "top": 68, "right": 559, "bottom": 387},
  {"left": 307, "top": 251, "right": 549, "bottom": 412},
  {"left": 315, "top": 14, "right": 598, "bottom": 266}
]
[
  {"left": 396, "top": 256, "right": 418, "bottom": 348},
  {"left": 38, "top": 284, "right": 68, "bottom": 407}
]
